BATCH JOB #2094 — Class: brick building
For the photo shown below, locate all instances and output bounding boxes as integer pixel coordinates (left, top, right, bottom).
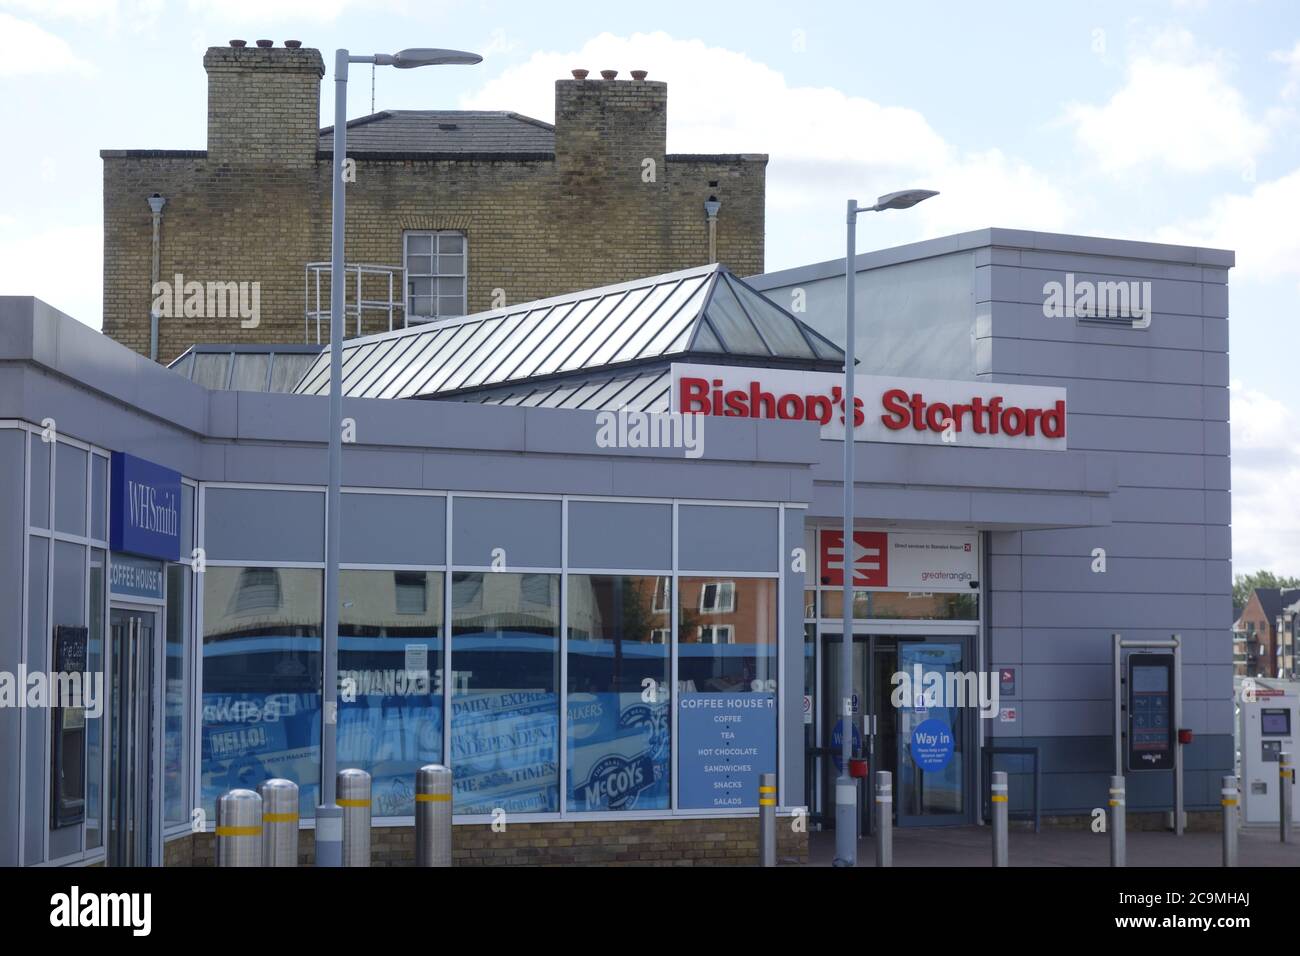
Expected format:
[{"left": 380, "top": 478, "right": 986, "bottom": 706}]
[
  {"left": 1234, "top": 587, "right": 1300, "bottom": 678},
  {"left": 101, "top": 42, "right": 767, "bottom": 363}
]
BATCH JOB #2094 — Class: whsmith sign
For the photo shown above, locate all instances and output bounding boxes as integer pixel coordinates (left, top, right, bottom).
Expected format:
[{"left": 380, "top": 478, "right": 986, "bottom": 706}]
[
  {"left": 109, "top": 452, "right": 181, "bottom": 561},
  {"left": 671, "top": 363, "right": 1068, "bottom": 451}
]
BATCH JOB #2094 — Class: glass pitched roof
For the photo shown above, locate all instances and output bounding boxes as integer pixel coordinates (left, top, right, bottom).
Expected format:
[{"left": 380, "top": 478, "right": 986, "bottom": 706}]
[{"left": 294, "top": 263, "right": 843, "bottom": 399}]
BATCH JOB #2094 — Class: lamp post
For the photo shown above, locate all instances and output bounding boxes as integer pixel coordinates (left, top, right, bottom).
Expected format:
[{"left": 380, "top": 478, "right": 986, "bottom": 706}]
[
  {"left": 834, "top": 188, "right": 937, "bottom": 868},
  {"left": 318, "top": 45, "right": 481, "bottom": 866}
]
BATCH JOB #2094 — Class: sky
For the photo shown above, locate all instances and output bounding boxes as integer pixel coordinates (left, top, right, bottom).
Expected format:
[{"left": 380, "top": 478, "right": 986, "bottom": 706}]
[{"left": 0, "top": 0, "right": 1296, "bottom": 576}]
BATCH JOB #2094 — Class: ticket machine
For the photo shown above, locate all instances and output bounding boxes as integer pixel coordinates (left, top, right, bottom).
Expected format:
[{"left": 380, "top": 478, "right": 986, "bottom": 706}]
[{"left": 1240, "top": 688, "right": 1300, "bottom": 825}]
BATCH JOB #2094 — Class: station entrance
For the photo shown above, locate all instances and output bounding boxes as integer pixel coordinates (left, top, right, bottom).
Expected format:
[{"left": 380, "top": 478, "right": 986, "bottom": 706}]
[{"left": 808, "top": 630, "right": 977, "bottom": 830}]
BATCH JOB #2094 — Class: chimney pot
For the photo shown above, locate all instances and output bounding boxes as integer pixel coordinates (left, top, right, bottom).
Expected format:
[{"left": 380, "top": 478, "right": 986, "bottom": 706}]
[
  {"left": 285, "top": 39, "right": 302, "bottom": 49},
  {"left": 631, "top": 70, "right": 648, "bottom": 81},
  {"left": 229, "top": 39, "right": 247, "bottom": 48},
  {"left": 600, "top": 69, "right": 618, "bottom": 80},
  {"left": 571, "top": 68, "right": 588, "bottom": 79},
  {"left": 256, "top": 39, "right": 273, "bottom": 48}
]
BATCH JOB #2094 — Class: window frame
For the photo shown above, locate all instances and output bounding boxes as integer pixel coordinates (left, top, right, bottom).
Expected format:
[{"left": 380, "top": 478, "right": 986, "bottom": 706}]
[
  {"left": 698, "top": 580, "right": 736, "bottom": 614},
  {"left": 403, "top": 230, "right": 468, "bottom": 322}
]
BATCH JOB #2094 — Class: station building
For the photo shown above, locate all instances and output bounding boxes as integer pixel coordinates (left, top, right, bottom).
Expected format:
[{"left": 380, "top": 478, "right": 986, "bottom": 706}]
[{"left": 0, "top": 227, "right": 1234, "bottom": 866}]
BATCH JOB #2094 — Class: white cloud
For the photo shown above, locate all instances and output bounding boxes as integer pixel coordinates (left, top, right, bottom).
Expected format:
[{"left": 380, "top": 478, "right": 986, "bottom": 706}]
[
  {"left": 1273, "top": 40, "right": 1300, "bottom": 99},
  {"left": 1157, "top": 166, "right": 1300, "bottom": 284},
  {"left": 0, "top": 0, "right": 117, "bottom": 19},
  {"left": 1230, "top": 381, "right": 1300, "bottom": 575},
  {"left": 462, "top": 31, "right": 1071, "bottom": 264},
  {"left": 1062, "top": 28, "right": 1269, "bottom": 176},
  {"left": 0, "top": 222, "right": 102, "bottom": 329},
  {"left": 0, "top": 12, "right": 94, "bottom": 75},
  {"left": 183, "top": 0, "right": 388, "bottom": 21}
]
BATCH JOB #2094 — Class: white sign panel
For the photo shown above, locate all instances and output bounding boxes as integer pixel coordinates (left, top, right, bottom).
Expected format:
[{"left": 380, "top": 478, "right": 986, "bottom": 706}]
[
  {"left": 671, "top": 363, "right": 1068, "bottom": 451},
  {"left": 819, "top": 529, "right": 977, "bottom": 591}
]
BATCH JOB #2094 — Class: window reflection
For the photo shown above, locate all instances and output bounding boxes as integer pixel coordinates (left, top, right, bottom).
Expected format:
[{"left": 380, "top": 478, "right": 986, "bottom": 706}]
[
  {"left": 676, "top": 577, "right": 778, "bottom": 811},
  {"left": 567, "top": 576, "right": 670, "bottom": 811},
  {"left": 202, "top": 567, "right": 322, "bottom": 818},
  {"left": 450, "top": 572, "right": 559, "bottom": 814},
  {"left": 339, "top": 570, "right": 444, "bottom": 817},
  {"left": 677, "top": 578, "right": 777, "bottom": 693}
]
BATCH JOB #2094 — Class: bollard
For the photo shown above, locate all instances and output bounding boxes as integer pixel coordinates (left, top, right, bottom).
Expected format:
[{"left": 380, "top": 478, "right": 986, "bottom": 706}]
[
  {"left": 1109, "top": 775, "right": 1126, "bottom": 868},
  {"left": 991, "top": 770, "right": 1008, "bottom": 867},
  {"left": 258, "top": 778, "right": 299, "bottom": 867},
  {"left": 1221, "top": 775, "right": 1238, "bottom": 868},
  {"left": 758, "top": 772, "right": 777, "bottom": 867},
  {"left": 217, "top": 789, "right": 263, "bottom": 867},
  {"left": 875, "top": 771, "right": 892, "bottom": 868},
  {"left": 314, "top": 804, "right": 343, "bottom": 867},
  {"left": 415, "top": 764, "right": 453, "bottom": 867},
  {"left": 1281, "top": 753, "right": 1293, "bottom": 844},
  {"left": 337, "top": 768, "right": 372, "bottom": 867}
]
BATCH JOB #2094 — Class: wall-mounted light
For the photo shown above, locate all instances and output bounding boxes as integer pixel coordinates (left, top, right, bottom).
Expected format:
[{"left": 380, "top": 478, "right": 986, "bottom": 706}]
[{"left": 703, "top": 195, "right": 721, "bottom": 263}]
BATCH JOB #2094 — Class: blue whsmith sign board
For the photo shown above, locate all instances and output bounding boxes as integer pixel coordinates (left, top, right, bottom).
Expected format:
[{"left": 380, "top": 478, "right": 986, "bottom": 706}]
[
  {"left": 109, "top": 452, "right": 181, "bottom": 561},
  {"left": 677, "top": 692, "right": 776, "bottom": 809}
]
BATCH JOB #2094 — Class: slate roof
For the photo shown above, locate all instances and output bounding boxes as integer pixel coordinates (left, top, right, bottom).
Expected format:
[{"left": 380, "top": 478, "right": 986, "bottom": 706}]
[
  {"left": 319, "top": 110, "right": 555, "bottom": 155},
  {"left": 1255, "top": 588, "right": 1300, "bottom": 622},
  {"left": 292, "top": 263, "right": 844, "bottom": 401}
]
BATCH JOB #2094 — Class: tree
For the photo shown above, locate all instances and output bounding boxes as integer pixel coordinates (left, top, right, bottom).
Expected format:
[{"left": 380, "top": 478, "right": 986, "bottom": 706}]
[{"left": 1233, "top": 571, "right": 1300, "bottom": 610}]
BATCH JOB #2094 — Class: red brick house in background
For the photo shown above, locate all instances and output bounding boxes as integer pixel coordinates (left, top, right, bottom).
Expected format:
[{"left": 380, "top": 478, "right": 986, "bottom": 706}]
[{"left": 1234, "top": 587, "right": 1300, "bottom": 677}]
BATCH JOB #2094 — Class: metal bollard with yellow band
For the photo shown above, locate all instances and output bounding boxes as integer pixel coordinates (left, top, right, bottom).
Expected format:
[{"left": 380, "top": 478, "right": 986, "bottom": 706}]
[
  {"left": 217, "top": 789, "right": 263, "bottom": 867},
  {"left": 258, "top": 778, "right": 300, "bottom": 867},
  {"left": 990, "top": 771, "right": 1009, "bottom": 868},
  {"left": 1109, "top": 775, "right": 1126, "bottom": 868},
  {"left": 416, "top": 764, "right": 453, "bottom": 867},
  {"left": 758, "top": 772, "right": 777, "bottom": 867},
  {"left": 337, "top": 768, "right": 372, "bottom": 867},
  {"left": 1222, "top": 775, "right": 1238, "bottom": 867}
]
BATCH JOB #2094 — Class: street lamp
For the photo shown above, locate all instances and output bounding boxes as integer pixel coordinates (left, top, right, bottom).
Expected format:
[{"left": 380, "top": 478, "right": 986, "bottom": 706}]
[
  {"left": 834, "top": 187, "right": 937, "bottom": 868},
  {"left": 319, "top": 45, "right": 481, "bottom": 867}
]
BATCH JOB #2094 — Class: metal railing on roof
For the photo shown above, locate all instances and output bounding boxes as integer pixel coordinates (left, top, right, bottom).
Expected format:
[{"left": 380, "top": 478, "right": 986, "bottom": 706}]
[{"left": 304, "top": 261, "right": 407, "bottom": 343}]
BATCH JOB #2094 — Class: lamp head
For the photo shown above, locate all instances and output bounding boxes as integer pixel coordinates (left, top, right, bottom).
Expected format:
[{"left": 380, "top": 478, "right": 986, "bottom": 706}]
[
  {"left": 873, "top": 188, "right": 938, "bottom": 211},
  {"left": 391, "top": 48, "right": 483, "bottom": 68}
]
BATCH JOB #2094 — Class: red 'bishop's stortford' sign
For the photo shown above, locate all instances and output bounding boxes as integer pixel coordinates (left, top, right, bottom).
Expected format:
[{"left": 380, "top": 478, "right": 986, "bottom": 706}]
[{"left": 670, "top": 363, "right": 1068, "bottom": 451}]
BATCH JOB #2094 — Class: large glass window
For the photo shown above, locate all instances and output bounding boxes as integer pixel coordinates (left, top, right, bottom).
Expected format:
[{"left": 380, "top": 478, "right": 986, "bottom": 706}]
[
  {"left": 820, "top": 589, "right": 978, "bottom": 621},
  {"left": 201, "top": 567, "right": 322, "bottom": 818},
  {"left": 566, "top": 575, "right": 671, "bottom": 812},
  {"left": 450, "top": 572, "right": 559, "bottom": 814},
  {"left": 86, "top": 551, "right": 105, "bottom": 850},
  {"left": 339, "top": 570, "right": 444, "bottom": 817},
  {"left": 676, "top": 577, "right": 778, "bottom": 810},
  {"left": 164, "top": 564, "right": 190, "bottom": 826}
]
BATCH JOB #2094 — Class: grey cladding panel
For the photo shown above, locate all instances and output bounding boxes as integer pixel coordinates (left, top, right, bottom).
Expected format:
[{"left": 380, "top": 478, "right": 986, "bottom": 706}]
[
  {"left": 204, "top": 488, "right": 325, "bottom": 563},
  {"left": 567, "top": 501, "right": 671, "bottom": 570},
  {"left": 452, "top": 496, "right": 562, "bottom": 568},
  {"left": 342, "top": 493, "right": 445, "bottom": 565},
  {"left": 677, "top": 505, "right": 779, "bottom": 572}
]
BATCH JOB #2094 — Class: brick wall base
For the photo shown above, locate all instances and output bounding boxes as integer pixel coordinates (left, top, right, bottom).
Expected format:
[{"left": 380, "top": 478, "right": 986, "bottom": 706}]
[
  {"left": 180, "top": 816, "right": 809, "bottom": 867},
  {"left": 1019, "top": 810, "right": 1223, "bottom": 832}
]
